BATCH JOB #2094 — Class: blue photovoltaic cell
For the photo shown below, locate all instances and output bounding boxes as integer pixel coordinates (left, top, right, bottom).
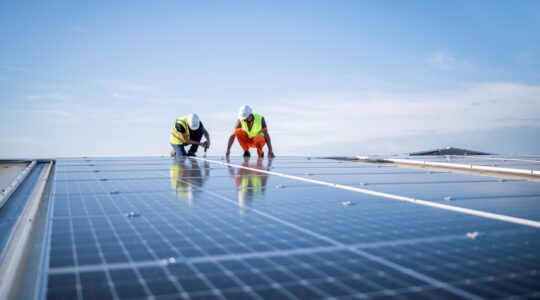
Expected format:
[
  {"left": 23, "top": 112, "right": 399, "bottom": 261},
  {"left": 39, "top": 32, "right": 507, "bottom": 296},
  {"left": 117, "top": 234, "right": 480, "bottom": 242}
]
[{"left": 41, "top": 156, "right": 540, "bottom": 299}]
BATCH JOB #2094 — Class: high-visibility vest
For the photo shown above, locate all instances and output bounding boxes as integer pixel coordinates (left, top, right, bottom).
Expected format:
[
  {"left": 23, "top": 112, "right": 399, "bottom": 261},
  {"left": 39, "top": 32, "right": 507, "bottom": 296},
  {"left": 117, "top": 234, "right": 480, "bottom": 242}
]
[
  {"left": 170, "top": 116, "right": 189, "bottom": 145},
  {"left": 240, "top": 175, "right": 263, "bottom": 197},
  {"left": 170, "top": 163, "right": 193, "bottom": 204},
  {"left": 239, "top": 113, "right": 264, "bottom": 139},
  {"left": 170, "top": 163, "right": 187, "bottom": 194}
]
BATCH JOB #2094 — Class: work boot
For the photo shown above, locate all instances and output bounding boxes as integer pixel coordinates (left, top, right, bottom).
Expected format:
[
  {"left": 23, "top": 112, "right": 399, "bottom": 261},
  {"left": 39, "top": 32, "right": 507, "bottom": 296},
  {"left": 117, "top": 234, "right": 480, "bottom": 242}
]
[
  {"left": 187, "top": 152, "right": 197, "bottom": 157},
  {"left": 243, "top": 151, "right": 251, "bottom": 157}
]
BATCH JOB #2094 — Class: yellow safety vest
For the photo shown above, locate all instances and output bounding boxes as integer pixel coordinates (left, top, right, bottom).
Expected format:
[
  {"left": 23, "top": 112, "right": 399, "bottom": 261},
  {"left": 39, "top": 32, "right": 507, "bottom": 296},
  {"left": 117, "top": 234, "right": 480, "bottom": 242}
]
[
  {"left": 170, "top": 116, "right": 190, "bottom": 145},
  {"left": 170, "top": 163, "right": 187, "bottom": 193},
  {"left": 170, "top": 163, "right": 192, "bottom": 202},
  {"left": 239, "top": 113, "right": 264, "bottom": 139},
  {"left": 240, "top": 175, "right": 263, "bottom": 197}
]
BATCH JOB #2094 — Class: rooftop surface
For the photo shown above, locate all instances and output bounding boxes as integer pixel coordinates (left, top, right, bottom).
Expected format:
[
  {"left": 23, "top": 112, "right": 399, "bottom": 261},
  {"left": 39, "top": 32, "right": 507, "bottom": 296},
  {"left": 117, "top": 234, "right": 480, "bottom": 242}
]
[
  {"left": 1, "top": 155, "right": 540, "bottom": 299},
  {"left": 0, "top": 162, "right": 29, "bottom": 193}
]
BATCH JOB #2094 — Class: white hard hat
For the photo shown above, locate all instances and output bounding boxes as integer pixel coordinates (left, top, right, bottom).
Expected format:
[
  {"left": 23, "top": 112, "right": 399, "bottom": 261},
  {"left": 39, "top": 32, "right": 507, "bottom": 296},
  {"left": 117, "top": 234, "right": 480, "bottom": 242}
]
[
  {"left": 187, "top": 114, "right": 200, "bottom": 130},
  {"left": 238, "top": 105, "right": 252, "bottom": 120}
]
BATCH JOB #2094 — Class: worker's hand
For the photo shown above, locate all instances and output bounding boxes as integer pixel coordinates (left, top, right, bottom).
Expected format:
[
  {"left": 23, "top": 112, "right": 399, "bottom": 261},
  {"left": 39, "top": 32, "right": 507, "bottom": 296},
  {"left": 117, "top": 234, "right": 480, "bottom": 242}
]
[
  {"left": 201, "top": 141, "right": 208, "bottom": 148},
  {"left": 225, "top": 150, "right": 230, "bottom": 157},
  {"left": 205, "top": 140, "right": 211, "bottom": 149},
  {"left": 268, "top": 151, "right": 275, "bottom": 158}
]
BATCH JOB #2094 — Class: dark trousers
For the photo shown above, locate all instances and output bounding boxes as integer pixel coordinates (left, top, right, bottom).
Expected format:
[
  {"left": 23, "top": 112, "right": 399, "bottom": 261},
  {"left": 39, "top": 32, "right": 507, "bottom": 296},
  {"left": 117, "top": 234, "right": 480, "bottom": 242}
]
[
  {"left": 172, "top": 126, "right": 204, "bottom": 157},
  {"left": 185, "top": 126, "right": 204, "bottom": 154}
]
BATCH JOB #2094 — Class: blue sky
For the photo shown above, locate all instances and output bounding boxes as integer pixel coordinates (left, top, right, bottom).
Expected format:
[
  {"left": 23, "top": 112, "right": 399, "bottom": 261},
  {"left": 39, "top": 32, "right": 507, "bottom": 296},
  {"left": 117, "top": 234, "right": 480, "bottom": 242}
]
[{"left": 1, "top": 0, "right": 539, "bottom": 157}]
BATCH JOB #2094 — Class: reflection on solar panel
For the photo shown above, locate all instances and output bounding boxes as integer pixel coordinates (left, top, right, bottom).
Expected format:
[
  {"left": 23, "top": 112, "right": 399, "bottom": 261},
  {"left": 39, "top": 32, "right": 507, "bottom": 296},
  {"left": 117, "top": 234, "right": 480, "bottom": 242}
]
[{"left": 3, "top": 156, "right": 540, "bottom": 299}]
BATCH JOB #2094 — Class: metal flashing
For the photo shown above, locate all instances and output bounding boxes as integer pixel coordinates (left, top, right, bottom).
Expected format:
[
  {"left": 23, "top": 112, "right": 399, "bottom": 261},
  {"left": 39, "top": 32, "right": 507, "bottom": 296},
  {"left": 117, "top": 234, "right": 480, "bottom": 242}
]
[
  {"left": 0, "top": 162, "right": 53, "bottom": 299},
  {"left": 357, "top": 155, "right": 540, "bottom": 181},
  {"left": 0, "top": 161, "right": 36, "bottom": 210}
]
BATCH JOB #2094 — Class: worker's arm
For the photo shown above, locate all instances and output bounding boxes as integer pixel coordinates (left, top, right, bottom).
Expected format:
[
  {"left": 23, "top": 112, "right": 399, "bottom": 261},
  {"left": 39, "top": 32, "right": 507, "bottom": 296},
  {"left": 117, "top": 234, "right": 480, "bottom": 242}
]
[
  {"left": 225, "top": 121, "right": 240, "bottom": 157},
  {"left": 266, "top": 156, "right": 273, "bottom": 169},
  {"left": 180, "top": 132, "right": 207, "bottom": 147},
  {"left": 225, "top": 133, "right": 235, "bottom": 157},
  {"left": 260, "top": 117, "right": 274, "bottom": 157},
  {"left": 204, "top": 161, "right": 210, "bottom": 177},
  {"left": 203, "top": 129, "right": 211, "bottom": 148},
  {"left": 262, "top": 129, "right": 275, "bottom": 158},
  {"left": 227, "top": 164, "right": 235, "bottom": 176}
]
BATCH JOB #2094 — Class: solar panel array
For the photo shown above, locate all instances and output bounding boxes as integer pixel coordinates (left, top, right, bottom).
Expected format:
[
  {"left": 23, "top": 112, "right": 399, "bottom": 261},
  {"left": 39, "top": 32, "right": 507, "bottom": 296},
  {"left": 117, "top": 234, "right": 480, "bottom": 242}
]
[{"left": 42, "top": 156, "right": 540, "bottom": 299}]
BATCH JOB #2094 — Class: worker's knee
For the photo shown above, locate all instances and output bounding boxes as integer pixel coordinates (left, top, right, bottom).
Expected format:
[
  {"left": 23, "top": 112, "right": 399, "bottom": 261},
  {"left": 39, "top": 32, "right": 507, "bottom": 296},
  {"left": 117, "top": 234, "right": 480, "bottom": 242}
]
[
  {"left": 253, "top": 136, "right": 266, "bottom": 146},
  {"left": 234, "top": 128, "right": 246, "bottom": 137}
]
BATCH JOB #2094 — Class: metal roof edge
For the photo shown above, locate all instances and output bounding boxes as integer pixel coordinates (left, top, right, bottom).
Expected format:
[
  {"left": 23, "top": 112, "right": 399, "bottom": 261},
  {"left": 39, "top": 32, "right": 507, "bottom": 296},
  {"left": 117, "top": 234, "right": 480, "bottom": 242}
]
[
  {"left": 0, "top": 161, "right": 37, "bottom": 211},
  {"left": 0, "top": 162, "right": 54, "bottom": 300},
  {"left": 356, "top": 156, "right": 540, "bottom": 181}
]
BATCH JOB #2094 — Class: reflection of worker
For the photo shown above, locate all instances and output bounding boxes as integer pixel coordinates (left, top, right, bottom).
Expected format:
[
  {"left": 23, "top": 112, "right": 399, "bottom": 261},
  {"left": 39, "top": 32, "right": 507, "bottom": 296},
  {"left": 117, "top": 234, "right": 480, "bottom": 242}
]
[
  {"left": 228, "top": 158, "right": 273, "bottom": 212},
  {"left": 170, "top": 158, "right": 210, "bottom": 205},
  {"left": 170, "top": 114, "right": 211, "bottom": 158},
  {"left": 226, "top": 105, "right": 275, "bottom": 158}
]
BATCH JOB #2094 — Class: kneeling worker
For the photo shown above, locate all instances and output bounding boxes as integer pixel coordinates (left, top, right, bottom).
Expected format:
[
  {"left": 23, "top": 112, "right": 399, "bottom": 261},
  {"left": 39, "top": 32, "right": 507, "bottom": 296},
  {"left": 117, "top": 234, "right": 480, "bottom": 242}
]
[
  {"left": 170, "top": 114, "right": 210, "bottom": 157},
  {"left": 226, "top": 105, "right": 275, "bottom": 158}
]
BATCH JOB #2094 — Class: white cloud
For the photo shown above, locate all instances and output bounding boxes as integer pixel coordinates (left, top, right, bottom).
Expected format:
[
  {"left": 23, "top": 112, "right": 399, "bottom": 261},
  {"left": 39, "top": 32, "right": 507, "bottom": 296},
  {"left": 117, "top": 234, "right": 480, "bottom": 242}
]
[
  {"left": 31, "top": 109, "right": 75, "bottom": 118},
  {"left": 110, "top": 93, "right": 188, "bottom": 105},
  {"left": 257, "top": 82, "right": 540, "bottom": 152},
  {"left": 515, "top": 51, "right": 540, "bottom": 65},
  {"left": 427, "top": 50, "right": 470, "bottom": 70},
  {"left": 24, "top": 93, "right": 72, "bottom": 102},
  {"left": 85, "top": 79, "right": 190, "bottom": 105},
  {"left": 0, "top": 65, "right": 32, "bottom": 72},
  {"left": 4, "top": 81, "right": 539, "bottom": 157},
  {"left": 0, "top": 137, "right": 34, "bottom": 144},
  {"left": 111, "top": 93, "right": 132, "bottom": 99},
  {"left": 91, "top": 79, "right": 156, "bottom": 94},
  {"left": 69, "top": 25, "right": 91, "bottom": 34}
]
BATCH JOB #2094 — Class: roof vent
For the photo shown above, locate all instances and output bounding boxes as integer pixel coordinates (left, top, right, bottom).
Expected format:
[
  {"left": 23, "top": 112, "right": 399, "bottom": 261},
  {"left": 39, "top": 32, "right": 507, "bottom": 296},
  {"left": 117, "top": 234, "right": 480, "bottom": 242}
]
[{"left": 409, "top": 147, "right": 492, "bottom": 156}]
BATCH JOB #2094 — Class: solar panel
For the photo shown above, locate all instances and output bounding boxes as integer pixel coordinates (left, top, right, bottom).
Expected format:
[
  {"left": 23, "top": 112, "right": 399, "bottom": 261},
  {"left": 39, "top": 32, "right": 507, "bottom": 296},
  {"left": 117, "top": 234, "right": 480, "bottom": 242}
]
[{"left": 40, "top": 156, "right": 540, "bottom": 299}]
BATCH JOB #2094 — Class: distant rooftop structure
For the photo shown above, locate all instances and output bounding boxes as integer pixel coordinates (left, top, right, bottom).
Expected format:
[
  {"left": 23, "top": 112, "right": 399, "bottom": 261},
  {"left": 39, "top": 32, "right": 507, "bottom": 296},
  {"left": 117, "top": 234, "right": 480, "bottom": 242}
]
[
  {"left": 409, "top": 146, "right": 493, "bottom": 156},
  {"left": 0, "top": 151, "right": 539, "bottom": 299}
]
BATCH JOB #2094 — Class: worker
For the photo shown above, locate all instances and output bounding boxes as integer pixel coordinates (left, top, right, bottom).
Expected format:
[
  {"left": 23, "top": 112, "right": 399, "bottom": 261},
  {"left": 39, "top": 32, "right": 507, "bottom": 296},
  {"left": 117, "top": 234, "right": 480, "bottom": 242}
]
[
  {"left": 226, "top": 105, "right": 275, "bottom": 158},
  {"left": 170, "top": 158, "right": 210, "bottom": 205},
  {"left": 170, "top": 114, "right": 210, "bottom": 157},
  {"left": 227, "top": 157, "right": 273, "bottom": 214}
]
